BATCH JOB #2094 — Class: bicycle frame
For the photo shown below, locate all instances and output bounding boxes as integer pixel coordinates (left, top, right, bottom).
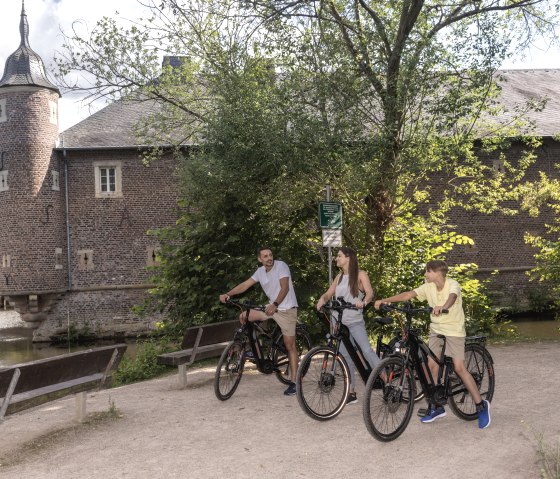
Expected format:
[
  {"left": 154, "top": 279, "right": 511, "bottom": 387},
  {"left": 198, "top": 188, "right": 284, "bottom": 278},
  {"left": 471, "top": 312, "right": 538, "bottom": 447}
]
[
  {"left": 319, "top": 303, "right": 373, "bottom": 384},
  {"left": 402, "top": 330, "right": 451, "bottom": 405},
  {"left": 239, "top": 309, "right": 283, "bottom": 375},
  {"left": 233, "top": 301, "right": 305, "bottom": 376},
  {"left": 383, "top": 302, "right": 470, "bottom": 407}
]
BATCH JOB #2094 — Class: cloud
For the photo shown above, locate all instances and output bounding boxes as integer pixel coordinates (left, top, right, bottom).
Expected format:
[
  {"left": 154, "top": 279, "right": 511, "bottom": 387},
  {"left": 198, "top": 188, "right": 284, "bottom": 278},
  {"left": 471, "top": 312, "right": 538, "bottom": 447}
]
[{"left": 1, "top": 0, "right": 146, "bottom": 131}]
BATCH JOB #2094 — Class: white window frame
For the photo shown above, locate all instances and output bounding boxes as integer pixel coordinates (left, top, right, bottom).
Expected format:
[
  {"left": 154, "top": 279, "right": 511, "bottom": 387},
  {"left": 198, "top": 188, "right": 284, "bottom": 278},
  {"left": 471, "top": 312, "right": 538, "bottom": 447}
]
[
  {"left": 94, "top": 161, "right": 122, "bottom": 198},
  {"left": 0, "top": 170, "right": 8, "bottom": 192}
]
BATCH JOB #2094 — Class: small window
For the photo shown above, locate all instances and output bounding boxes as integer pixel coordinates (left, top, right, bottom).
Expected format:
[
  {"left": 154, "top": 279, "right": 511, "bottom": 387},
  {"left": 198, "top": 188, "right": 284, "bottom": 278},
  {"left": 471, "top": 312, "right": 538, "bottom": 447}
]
[
  {"left": 2, "top": 255, "right": 11, "bottom": 268},
  {"left": 146, "top": 246, "right": 161, "bottom": 266},
  {"left": 51, "top": 170, "right": 60, "bottom": 191},
  {"left": 49, "top": 100, "right": 57, "bottom": 125},
  {"left": 464, "top": 242, "right": 478, "bottom": 254},
  {"left": 55, "top": 248, "right": 63, "bottom": 270},
  {"left": 0, "top": 99, "right": 6, "bottom": 122},
  {"left": 493, "top": 159, "right": 505, "bottom": 173},
  {"left": 0, "top": 171, "right": 8, "bottom": 192},
  {"left": 78, "top": 249, "right": 94, "bottom": 271},
  {"left": 94, "top": 161, "right": 122, "bottom": 198}
]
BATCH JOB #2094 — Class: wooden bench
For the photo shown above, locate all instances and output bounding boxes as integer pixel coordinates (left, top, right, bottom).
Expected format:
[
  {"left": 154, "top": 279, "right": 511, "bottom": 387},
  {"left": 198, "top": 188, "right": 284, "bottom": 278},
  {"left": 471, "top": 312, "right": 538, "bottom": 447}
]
[
  {"left": 157, "top": 320, "right": 239, "bottom": 388},
  {"left": 0, "top": 344, "right": 127, "bottom": 423}
]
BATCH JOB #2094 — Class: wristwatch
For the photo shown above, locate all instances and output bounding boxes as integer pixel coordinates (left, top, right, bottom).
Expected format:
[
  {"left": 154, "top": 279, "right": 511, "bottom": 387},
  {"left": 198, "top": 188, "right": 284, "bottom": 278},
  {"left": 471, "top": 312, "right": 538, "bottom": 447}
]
[{"left": 273, "top": 301, "right": 279, "bottom": 307}]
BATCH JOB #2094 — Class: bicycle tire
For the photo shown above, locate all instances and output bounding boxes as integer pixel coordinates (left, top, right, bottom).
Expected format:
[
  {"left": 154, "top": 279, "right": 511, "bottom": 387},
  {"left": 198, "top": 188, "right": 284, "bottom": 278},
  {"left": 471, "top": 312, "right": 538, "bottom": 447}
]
[
  {"left": 214, "top": 341, "right": 246, "bottom": 401},
  {"left": 296, "top": 346, "right": 350, "bottom": 421},
  {"left": 448, "top": 343, "right": 495, "bottom": 420},
  {"left": 273, "top": 327, "right": 312, "bottom": 385},
  {"left": 362, "top": 356, "right": 415, "bottom": 442}
]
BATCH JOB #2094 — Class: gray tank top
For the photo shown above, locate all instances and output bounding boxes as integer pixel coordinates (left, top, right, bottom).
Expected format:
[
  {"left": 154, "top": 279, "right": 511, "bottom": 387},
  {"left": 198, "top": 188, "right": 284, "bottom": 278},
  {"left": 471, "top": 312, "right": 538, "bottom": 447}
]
[{"left": 335, "top": 274, "right": 364, "bottom": 325}]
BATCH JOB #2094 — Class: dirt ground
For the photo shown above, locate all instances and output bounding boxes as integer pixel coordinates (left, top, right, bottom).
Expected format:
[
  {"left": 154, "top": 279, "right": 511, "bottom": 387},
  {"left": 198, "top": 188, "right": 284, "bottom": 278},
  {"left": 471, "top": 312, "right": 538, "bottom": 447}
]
[{"left": 0, "top": 341, "right": 558, "bottom": 479}]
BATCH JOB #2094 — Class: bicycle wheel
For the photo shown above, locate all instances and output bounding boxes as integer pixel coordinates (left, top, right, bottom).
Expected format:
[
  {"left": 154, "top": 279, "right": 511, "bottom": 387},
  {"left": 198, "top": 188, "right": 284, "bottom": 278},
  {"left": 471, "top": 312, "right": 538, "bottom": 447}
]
[
  {"left": 448, "top": 343, "right": 495, "bottom": 420},
  {"left": 296, "top": 346, "right": 350, "bottom": 421},
  {"left": 362, "top": 356, "right": 415, "bottom": 442},
  {"left": 214, "top": 341, "right": 246, "bottom": 401},
  {"left": 273, "top": 327, "right": 312, "bottom": 385}
]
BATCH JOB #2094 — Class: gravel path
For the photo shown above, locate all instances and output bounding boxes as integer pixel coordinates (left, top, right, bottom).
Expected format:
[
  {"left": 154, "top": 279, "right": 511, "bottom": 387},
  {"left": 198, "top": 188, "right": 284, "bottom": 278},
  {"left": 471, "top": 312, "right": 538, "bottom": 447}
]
[{"left": 0, "top": 342, "right": 558, "bottom": 479}]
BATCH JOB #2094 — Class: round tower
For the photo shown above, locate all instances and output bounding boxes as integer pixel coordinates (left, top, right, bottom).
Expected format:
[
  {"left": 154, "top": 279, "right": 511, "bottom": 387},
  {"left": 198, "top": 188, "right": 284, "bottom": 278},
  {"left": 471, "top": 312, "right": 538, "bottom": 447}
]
[{"left": 0, "top": 2, "right": 66, "bottom": 326}]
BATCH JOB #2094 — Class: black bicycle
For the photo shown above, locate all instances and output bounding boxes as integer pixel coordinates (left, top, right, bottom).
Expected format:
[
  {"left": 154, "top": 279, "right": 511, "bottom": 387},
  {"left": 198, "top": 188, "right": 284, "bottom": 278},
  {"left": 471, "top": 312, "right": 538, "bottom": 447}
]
[
  {"left": 296, "top": 297, "right": 398, "bottom": 421},
  {"left": 362, "top": 302, "right": 495, "bottom": 441},
  {"left": 214, "top": 299, "right": 312, "bottom": 400}
]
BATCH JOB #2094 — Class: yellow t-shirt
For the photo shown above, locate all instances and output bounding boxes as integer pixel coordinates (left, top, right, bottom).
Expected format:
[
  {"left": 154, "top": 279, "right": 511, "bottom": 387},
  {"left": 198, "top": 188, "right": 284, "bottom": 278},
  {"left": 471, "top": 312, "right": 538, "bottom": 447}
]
[{"left": 413, "top": 278, "right": 465, "bottom": 337}]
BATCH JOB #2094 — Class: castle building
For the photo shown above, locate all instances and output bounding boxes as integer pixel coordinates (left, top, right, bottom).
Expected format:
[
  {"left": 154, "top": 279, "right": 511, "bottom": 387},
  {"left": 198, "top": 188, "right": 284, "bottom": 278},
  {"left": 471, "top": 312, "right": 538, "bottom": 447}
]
[
  {"left": 0, "top": 5, "right": 179, "bottom": 340},
  {"left": 1, "top": 5, "right": 559, "bottom": 341}
]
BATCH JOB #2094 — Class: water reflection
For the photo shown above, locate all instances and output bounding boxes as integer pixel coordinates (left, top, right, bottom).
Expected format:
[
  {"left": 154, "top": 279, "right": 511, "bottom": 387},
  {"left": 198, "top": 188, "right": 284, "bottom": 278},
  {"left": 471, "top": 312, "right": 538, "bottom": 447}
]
[
  {"left": 512, "top": 319, "right": 560, "bottom": 339},
  {"left": 0, "top": 311, "right": 137, "bottom": 367},
  {"left": 0, "top": 326, "right": 74, "bottom": 366}
]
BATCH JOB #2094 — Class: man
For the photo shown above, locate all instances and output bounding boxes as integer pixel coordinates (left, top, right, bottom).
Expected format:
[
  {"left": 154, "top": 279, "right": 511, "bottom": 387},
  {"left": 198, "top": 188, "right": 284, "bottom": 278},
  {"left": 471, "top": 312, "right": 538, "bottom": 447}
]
[{"left": 219, "top": 247, "right": 299, "bottom": 396}]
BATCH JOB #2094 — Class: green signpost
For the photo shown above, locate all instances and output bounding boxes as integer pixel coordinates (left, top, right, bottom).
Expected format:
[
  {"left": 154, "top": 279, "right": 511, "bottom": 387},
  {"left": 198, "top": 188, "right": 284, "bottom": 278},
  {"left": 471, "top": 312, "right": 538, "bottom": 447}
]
[{"left": 319, "top": 202, "right": 343, "bottom": 229}]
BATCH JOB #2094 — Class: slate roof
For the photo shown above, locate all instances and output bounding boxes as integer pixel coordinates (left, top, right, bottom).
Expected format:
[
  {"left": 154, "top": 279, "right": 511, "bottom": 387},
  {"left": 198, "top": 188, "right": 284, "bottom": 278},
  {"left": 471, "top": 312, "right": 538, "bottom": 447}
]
[
  {"left": 58, "top": 68, "right": 560, "bottom": 149},
  {"left": 59, "top": 97, "right": 161, "bottom": 149},
  {"left": 494, "top": 69, "right": 560, "bottom": 137},
  {"left": 0, "top": 4, "right": 59, "bottom": 94}
]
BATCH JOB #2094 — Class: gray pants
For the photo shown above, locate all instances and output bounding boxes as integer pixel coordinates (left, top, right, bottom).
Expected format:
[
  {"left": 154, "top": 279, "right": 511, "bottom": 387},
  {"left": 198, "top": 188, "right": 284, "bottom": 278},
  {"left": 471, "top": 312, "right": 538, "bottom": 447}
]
[{"left": 339, "top": 320, "right": 381, "bottom": 390}]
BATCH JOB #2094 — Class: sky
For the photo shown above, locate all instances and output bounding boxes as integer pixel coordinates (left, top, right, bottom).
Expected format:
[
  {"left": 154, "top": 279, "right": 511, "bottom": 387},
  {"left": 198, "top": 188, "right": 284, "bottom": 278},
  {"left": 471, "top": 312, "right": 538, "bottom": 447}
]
[{"left": 1, "top": 0, "right": 560, "bottom": 132}]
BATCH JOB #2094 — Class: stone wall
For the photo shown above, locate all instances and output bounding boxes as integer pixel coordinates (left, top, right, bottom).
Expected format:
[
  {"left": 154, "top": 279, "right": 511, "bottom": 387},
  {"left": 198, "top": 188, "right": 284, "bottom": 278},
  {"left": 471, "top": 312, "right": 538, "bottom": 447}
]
[
  {"left": 34, "top": 149, "right": 181, "bottom": 340},
  {"left": 34, "top": 287, "right": 161, "bottom": 341}
]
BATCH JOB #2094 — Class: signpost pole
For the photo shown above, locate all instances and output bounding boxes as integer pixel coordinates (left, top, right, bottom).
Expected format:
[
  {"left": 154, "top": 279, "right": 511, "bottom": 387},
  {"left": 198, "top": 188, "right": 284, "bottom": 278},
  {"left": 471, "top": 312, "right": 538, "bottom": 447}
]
[{"left": 326, "top": 185, "right": 332, "bottom": 284}]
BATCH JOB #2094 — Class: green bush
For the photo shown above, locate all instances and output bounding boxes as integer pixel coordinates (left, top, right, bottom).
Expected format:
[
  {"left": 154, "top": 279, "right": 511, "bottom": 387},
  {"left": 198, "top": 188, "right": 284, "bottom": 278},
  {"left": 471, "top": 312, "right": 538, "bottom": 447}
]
[{"left": 112, "top": 340, "right": 174, "bottom": 386}]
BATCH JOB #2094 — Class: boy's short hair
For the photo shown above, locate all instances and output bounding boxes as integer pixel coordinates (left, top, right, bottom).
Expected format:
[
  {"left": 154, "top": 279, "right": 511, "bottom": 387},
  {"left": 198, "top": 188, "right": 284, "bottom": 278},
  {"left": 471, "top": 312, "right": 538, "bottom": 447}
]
[{"left": 426, "top": 260, "right": 448, "bottom": 276}]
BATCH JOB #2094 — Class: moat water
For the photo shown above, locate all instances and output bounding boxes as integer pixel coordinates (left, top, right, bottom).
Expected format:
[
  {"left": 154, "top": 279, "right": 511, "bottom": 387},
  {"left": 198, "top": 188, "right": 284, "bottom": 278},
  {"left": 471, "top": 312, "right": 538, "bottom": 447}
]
[
  {"left": 0, "top": 310, "right": 558, "bottom": 367},
  {"left": 0, "top": 310, "right": 138, "bottom": 367}
]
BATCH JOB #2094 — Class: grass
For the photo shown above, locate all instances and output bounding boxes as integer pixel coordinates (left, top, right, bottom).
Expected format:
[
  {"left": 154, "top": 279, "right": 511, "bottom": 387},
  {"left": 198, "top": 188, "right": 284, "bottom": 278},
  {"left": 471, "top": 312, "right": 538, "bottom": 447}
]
[{"left": 535, "top": 432, "right": 560, "bottom": 479}]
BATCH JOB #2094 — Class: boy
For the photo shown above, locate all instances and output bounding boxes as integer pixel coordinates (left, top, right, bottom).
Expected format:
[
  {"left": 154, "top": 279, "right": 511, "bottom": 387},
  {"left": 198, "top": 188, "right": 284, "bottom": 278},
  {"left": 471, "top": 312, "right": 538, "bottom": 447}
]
[{"left": 374, "top": 260, "right": 491, "bottom": 429}]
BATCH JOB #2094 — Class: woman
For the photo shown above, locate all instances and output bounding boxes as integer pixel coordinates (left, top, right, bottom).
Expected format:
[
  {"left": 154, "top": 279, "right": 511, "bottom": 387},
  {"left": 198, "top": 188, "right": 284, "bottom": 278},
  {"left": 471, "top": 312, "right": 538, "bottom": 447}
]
[{"left": 316, "top": 247, "right": 381, "bottom": 404}]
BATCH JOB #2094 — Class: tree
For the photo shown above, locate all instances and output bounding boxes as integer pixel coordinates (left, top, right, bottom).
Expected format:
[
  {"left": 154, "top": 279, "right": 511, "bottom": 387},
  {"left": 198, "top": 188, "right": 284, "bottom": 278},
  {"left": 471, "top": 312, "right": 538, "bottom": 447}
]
[
  {"left": 55, "top": 0, "right": 558, "bottom": 329},
  {"left": 244, "top": 0, "right": 557, "bottom": 254}
]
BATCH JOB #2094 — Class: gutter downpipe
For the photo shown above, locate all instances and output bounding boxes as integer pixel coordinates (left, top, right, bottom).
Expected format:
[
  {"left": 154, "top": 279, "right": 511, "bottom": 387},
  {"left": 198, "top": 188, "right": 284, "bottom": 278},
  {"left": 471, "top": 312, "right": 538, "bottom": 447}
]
[{"left": 63, "top": 149, "right": 72, "bottom": 290}]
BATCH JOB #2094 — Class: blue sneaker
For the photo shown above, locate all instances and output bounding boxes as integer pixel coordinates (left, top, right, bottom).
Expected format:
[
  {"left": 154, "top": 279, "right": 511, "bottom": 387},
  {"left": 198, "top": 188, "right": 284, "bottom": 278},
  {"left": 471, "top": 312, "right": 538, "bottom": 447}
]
[
  {"left": 284, "top": 382, "right": 296, "bottom": 396},
  {"left": 477, "top": 400, "right": 491, "bottom": 429},
  {"left": 420, "top": 406, "right": 446, "bottom": 423}
]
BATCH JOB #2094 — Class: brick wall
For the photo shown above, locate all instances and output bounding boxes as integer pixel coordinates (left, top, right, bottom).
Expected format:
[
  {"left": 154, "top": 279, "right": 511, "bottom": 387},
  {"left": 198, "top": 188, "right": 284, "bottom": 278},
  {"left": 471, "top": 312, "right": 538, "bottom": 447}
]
[
  {"left": 443, "top": 138, "right": 559, "bottom": 307},
  {"left": 35, "top": 148, "right": 180, "bottom": 338},
  {"left": 0, "top": 87, "right": 67, "bottom": 293}
]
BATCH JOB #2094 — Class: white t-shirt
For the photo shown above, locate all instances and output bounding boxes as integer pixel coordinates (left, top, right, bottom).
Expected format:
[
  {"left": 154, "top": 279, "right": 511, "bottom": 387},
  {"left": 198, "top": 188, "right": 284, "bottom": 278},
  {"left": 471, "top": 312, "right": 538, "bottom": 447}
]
[{"left": 251, "top": 260, "right": 298, "bottom": 310}]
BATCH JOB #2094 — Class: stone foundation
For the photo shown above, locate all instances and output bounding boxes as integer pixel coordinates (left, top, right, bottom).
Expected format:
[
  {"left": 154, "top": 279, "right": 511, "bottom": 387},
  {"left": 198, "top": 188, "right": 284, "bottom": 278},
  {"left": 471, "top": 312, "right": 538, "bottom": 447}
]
[{"left": 33, "top": 288, "right": 161, "bottom": 342}]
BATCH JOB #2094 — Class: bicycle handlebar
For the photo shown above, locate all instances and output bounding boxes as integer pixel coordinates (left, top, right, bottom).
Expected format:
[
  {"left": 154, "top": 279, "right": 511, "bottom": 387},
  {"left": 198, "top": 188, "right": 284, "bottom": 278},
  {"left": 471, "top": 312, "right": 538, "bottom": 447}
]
[
  {"left": 321, "top": 296, "right": 360, "bottom": 312},
  {"left": 379, "top": 302, "right": 448, "bottom": 315},
  {"left": 224, "top": 298, "right": 266, "bottom": 312}
]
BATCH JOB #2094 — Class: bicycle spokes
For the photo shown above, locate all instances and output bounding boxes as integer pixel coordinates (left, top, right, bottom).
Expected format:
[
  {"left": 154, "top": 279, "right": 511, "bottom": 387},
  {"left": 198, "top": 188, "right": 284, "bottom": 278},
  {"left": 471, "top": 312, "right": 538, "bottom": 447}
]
[
  {"left": 363, "top": 357, "right": 415, "bottom": 441},
  {"left": 296, "top": 347, "right": 349, "bottom": 421}
]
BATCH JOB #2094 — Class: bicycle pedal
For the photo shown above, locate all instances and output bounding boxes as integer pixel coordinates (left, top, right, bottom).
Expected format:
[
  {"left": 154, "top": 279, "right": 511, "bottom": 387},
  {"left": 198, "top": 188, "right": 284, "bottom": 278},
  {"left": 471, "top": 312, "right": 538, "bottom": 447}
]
[{"left": 417, "top": 408, "right": 428, "bottom": 417}]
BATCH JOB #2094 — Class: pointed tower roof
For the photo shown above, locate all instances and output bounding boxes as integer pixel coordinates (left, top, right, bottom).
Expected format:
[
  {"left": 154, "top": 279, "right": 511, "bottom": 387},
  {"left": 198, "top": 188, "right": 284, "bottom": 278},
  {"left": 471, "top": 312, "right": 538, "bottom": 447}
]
[{"left": 0, "top": 1, "right": 60, "bottom": 94}]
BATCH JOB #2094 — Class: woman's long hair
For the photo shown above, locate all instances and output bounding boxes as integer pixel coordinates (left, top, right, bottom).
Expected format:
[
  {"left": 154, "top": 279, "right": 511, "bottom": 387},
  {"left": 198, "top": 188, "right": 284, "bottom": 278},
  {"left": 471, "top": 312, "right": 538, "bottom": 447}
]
[{"left": 339, "top": 247, "right": 359, "bottom": 297}]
